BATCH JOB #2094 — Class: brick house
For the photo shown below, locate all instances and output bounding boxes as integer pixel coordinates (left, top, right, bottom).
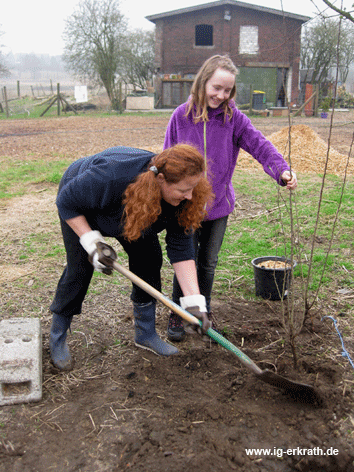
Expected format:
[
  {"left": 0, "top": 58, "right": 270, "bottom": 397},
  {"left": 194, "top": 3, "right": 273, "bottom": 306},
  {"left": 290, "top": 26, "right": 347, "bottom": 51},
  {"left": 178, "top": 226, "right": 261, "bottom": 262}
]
[{"left": 146, "top": 0, "right": 310, "bottom": 108}]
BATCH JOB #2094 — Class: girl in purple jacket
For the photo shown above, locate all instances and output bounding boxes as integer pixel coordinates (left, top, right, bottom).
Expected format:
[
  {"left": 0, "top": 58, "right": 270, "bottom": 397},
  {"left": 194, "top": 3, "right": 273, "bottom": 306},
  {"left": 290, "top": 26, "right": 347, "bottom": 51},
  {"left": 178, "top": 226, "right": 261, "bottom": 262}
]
[{"left": 164, "top": 55, "right": 297, "bottom": 342}]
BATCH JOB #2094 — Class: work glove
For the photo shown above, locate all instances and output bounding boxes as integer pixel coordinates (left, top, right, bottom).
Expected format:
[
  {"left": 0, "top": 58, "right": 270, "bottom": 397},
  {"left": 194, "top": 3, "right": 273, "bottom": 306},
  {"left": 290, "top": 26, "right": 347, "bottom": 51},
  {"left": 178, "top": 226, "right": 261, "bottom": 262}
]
[
  {"left": 80, "top": 230, "right": 117, "bottom": 275},
  {"left": 180, "top": 294, "right": 211, "bottom": 335}
]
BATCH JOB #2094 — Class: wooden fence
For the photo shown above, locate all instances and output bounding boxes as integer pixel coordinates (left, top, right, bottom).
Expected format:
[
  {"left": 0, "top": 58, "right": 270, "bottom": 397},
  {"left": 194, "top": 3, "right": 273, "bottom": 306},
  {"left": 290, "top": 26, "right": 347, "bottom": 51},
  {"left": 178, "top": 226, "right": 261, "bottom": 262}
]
[{"left": 0, "top": 81, "right": 77, "bottom": 117}]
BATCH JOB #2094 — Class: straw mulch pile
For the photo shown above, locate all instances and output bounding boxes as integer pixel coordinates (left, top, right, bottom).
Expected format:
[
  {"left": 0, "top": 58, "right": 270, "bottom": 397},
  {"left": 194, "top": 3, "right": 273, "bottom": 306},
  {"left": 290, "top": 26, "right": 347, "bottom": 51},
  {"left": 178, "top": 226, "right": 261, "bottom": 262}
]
[{"left": 237, "top": 124, "right": 353, "bottom": 176}]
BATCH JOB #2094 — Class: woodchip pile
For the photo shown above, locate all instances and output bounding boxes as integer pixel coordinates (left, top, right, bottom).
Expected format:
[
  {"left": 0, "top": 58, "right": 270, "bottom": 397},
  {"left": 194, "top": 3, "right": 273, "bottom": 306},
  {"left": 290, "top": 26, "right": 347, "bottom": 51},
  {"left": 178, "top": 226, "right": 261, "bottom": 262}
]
[{"left": 237, "top": 124, "right": 353, "bottom": 176}]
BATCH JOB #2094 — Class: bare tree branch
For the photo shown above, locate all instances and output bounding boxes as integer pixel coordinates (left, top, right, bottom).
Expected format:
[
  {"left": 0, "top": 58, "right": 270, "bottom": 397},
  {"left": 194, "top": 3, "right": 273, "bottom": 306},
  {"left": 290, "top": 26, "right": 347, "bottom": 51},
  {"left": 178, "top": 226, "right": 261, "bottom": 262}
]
[{"left": 321, "top": 0, "right": 354, "bottom": 22}]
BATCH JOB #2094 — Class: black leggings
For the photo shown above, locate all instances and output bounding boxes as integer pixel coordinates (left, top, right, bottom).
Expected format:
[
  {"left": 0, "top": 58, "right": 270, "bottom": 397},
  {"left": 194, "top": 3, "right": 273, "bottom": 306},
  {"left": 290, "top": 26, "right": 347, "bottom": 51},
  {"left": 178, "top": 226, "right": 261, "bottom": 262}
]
[{"left": 50, "top": 219, "right": 163, "bottom": 318}]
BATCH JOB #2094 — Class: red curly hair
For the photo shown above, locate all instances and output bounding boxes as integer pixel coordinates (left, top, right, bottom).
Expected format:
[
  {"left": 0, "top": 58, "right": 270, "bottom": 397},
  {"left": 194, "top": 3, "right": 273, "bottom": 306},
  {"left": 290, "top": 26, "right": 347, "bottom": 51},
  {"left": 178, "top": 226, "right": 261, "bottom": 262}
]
[{"left": 122, "top": 145, "right": 213, "bottom": 242}]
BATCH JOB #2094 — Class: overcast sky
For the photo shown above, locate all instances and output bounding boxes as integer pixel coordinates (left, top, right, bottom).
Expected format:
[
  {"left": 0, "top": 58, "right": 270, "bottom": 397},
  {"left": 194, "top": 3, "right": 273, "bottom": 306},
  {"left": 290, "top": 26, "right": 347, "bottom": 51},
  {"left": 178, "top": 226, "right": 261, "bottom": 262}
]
[{"left": 1, "top": 0, "right": 351, "bottom": 56}]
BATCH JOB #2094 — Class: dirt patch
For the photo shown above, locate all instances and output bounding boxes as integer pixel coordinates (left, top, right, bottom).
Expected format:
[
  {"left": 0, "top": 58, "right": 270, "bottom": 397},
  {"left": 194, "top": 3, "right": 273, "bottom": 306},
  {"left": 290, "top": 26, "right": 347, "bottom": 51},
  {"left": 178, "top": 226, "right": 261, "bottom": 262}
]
[{"left": 1, "top": 112, "right": 354, "bottom": 472}]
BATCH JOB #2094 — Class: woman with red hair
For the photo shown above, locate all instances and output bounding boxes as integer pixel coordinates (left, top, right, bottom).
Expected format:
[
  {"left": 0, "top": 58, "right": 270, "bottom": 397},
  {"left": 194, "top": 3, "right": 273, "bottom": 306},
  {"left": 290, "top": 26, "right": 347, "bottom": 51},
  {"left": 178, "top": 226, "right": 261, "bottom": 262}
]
[{"left": 49, "top": 144, "right": 213, "bottom": 370}]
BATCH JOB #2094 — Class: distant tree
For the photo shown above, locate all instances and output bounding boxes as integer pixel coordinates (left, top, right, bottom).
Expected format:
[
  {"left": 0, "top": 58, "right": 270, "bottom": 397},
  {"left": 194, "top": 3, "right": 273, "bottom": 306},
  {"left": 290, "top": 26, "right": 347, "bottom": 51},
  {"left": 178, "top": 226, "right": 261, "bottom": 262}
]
[
  {"left": 49, "top": 56, "right": 66, "bottom": 73},
  {"left": 301, "top": 16, "right": 354, "bottom": 93},
  {"left": 63, "top": 0, "right": 127, "bottom": 110},
  {"left": 120, "top": 29, "right": 155, "bottom": 90},
  {"left": 336, "top": 21, "right": 354, "bottom": 82},
  {"left": 20, "top": 53, "right": 44, "bottom": 80},
  {"left": 0, "top": 28, "right": 10, "bottom": 77}
]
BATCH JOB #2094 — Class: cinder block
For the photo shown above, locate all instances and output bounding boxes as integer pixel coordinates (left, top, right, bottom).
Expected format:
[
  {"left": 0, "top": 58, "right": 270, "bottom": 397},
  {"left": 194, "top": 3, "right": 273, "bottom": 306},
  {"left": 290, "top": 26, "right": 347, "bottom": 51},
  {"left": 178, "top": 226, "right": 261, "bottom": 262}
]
[
  {"left": 126, "top": 96, "right": 154, "bottom": 110},
  {"left": 271, "top": 107, "right": 289, "bottom": 117},
  {"left": 0, "top": 318, "right": 42, "bottom": 406}
]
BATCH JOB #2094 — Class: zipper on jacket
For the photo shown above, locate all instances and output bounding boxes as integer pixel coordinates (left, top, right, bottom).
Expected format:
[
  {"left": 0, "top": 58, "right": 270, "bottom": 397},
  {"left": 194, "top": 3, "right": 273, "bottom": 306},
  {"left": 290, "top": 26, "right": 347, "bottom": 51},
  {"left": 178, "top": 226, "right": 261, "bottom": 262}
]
[
  {"left": 203, "top": 121, "right": 208, "bottom": 213},
  {"left": 204, "top": 120, "right": 232, "bottom": 210},
  {"left": 225, "top": 184, "right": 232, "bottom": 208}
]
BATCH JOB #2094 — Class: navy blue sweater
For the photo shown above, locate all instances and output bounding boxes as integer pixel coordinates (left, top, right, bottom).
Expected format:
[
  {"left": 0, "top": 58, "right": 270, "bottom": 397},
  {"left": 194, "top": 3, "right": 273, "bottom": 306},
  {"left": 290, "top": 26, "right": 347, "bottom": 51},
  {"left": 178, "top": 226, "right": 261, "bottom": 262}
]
[{"left": 56, "top": 146, "right": 195, "bottom": 263}]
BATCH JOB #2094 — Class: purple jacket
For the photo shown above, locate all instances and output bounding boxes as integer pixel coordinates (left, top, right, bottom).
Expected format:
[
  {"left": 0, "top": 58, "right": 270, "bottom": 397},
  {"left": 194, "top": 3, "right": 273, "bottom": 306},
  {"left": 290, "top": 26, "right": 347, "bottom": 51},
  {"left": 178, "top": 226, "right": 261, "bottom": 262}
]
[{"left": 164, "top": 101, "right": 290, "bottom": 221}]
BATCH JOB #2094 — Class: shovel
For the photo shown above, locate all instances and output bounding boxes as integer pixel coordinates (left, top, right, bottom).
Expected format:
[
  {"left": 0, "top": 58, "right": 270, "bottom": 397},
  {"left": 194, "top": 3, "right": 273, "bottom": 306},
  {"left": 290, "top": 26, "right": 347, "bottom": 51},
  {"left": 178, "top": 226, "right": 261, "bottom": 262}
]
[{"left": 97, "top": 245, "right": 321, "bottom": 404}]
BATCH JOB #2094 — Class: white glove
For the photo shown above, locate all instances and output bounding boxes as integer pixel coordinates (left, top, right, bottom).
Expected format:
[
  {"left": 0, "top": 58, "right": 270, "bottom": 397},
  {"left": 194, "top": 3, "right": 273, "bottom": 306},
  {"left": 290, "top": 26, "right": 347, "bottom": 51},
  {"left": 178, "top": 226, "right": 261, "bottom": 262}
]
[
  {"left": 80, "top": 230, "right": 111, "bottom": 273},
  {"left": 180, "top": 294, "right": 211, "bottom": 334}
]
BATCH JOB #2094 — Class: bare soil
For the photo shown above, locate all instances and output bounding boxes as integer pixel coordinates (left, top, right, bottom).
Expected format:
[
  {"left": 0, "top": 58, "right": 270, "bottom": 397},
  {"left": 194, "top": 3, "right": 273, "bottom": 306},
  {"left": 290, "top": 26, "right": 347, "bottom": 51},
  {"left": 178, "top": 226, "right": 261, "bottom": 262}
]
[{"left": 1, "top": 111, "right": 354, "bottom": 472}]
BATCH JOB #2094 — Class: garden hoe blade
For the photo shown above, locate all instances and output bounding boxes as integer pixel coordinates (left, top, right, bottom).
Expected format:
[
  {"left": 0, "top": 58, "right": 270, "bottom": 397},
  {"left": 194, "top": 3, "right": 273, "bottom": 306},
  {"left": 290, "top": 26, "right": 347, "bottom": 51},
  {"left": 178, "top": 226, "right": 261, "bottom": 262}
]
[{"left": 97, "top": 246, "right": 321, "bottom": 405}]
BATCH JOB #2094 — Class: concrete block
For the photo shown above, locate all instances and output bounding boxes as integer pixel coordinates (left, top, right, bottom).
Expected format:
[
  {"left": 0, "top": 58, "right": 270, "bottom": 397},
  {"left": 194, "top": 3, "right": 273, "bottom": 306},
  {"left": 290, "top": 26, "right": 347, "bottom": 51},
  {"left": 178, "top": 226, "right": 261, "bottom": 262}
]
[
  {"left": 0, "top": 318, "right": 42, "bottom": 406},
  {"left": 126, "top": 96, "right": 154, "bottom": 110},
  {"left": 271, "top": 107, "right": 289, "bottom": 117}
]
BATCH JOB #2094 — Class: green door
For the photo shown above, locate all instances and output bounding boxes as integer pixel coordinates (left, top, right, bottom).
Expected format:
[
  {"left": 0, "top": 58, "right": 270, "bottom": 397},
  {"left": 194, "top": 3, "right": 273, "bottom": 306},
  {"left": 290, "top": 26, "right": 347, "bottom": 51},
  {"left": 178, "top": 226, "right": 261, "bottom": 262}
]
[{"left": 236, "top": 67, "right": 277, "bottom": 107}]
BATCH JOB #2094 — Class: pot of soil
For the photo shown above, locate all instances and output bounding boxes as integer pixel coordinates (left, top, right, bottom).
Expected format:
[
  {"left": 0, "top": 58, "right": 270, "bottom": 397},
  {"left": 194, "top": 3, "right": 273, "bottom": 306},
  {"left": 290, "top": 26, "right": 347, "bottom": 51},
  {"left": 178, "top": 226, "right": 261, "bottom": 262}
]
[{"left": 251, "top": 256, "right": 296, "bottom": 301}]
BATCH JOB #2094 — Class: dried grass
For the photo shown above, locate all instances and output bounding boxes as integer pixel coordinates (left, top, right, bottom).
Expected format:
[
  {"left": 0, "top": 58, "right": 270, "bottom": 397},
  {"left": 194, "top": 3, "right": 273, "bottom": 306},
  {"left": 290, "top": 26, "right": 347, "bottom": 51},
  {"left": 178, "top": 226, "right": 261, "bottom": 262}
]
[{"left": 237, "top": 124, "right": 354, "bottom": 176}]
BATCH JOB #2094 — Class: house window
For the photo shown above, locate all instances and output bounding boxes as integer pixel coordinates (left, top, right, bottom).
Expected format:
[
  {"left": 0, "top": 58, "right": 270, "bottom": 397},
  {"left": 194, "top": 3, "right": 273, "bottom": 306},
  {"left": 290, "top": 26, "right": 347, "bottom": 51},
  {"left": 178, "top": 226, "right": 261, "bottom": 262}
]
[
  {"left": 195, "top": 24, "right": 213, "bottom": 46},
  {"left": 239, "top": 26, "right": 259, "bottom": 55}
]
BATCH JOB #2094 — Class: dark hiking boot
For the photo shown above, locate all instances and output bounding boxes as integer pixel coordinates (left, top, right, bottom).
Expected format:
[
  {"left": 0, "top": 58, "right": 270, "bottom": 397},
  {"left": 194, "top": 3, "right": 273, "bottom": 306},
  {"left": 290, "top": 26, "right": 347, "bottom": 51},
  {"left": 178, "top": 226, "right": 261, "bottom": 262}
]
[{"left": 167, "top": 312, "right": 186, "bottom": 342}]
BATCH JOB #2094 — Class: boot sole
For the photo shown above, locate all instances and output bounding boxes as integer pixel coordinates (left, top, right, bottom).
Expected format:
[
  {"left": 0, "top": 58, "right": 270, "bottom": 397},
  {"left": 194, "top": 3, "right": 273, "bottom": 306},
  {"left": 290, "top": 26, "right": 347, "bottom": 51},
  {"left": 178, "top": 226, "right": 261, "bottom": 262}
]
[
  {"left": 135, "top": 341, "right": 160, "bottom": 356},
  {"left": 51, "top": 358, "right": 74, "bottom": 371},
  {"left": 134, "top": 341, "right": 178, "bottom": 356}
]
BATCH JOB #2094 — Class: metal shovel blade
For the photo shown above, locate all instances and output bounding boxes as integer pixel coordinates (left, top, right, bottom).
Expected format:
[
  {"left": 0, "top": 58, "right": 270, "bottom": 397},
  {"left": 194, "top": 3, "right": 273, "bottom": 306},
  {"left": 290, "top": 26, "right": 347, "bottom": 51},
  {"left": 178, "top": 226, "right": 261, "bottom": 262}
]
[{"left": 257, "top": 370, "right": 322, "bottom": 404}]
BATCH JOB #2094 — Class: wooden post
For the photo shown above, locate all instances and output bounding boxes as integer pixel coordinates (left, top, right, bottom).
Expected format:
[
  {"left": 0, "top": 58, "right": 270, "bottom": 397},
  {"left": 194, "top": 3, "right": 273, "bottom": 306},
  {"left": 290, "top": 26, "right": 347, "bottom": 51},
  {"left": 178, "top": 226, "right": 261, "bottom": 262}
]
[
  {"left": 60, "top": 94, "right": 78, "bottom": 115},
  {"left": 119, "top": 81, "right": 123, "bottom": 114},
  {"left": 293, "top": 91, "right": 317, "bottom": 117},
  {"left": 50, "top": 80, "right": 53, "bottom": 94},
  {"left": 40, "top": 81, "right": 77, "bottom": 117},
  {"left": 249, "top": 85, "right": 253, "bottom": 115},
  {"left": 57, "top": 83, "right": 60, "bottom": 116},
  {"left": 313, "top": 84, "right": 319, "bottom": 117},
  {"left": 17, "top": 81, "right": 20, "bottom": 98},
  {"left": 40, "top": 95, "right": 58, "bottom": 117},
  {"left": 3, "top": 87, "right": 9, "bottom": 118}
]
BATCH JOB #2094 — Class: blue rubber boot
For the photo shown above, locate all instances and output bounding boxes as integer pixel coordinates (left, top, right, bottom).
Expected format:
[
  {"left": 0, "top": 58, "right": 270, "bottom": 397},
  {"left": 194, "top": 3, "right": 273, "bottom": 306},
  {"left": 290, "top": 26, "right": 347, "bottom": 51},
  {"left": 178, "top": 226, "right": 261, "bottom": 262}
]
[
  {"left": 49, "top": 313, "right": 74, "bottom": 370},
  {"left": 134, "top": 302, "right": 179, "bottom": 356}
]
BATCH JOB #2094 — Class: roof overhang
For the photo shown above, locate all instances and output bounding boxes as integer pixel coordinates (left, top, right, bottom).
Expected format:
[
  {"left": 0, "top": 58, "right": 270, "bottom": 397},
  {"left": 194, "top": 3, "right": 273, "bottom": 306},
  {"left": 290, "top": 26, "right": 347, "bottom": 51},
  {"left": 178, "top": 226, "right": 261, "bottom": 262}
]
[{"left": 146, "top": 0, "right": 311, "bottom": 24}]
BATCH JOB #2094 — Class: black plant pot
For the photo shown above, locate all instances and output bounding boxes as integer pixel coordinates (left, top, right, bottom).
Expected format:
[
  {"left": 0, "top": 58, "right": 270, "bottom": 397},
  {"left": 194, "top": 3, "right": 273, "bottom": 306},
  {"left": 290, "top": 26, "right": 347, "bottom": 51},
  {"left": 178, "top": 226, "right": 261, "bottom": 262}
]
[{"left": 251, "top": 256, "right": 296, "bottom": 301}]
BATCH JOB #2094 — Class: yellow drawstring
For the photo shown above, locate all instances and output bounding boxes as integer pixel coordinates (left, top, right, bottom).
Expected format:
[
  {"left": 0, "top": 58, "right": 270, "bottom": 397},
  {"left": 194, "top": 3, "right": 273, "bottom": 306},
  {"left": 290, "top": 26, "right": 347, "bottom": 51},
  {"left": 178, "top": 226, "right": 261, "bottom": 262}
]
[{"left": 203, "top": 120, "right": 207, "bottom": 179}]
